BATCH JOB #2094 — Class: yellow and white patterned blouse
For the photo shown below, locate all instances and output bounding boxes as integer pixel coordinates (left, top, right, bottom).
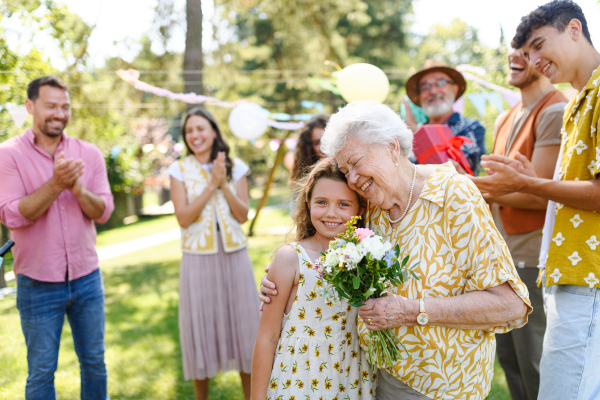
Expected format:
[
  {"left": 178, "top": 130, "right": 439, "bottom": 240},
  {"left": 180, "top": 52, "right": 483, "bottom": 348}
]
[
  {"left": 546, "top": 66, "right": 600, "bottom": 288},
  {"left": 357, "top": 162, "right": 531, "bottom": 400}
]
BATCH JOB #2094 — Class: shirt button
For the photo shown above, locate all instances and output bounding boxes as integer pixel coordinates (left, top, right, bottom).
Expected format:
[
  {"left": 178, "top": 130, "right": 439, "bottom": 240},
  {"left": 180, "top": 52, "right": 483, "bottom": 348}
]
[
  {"left": 342, "top": 312, "right": 346, "bottom": 316},
  {"left": 64, "top": 227, "right": 67, "bottom": 230},
  {"left": 342, "top": 326, "right": 346, "bottom": 330},
  {"left": 342, "top": 340, "right": 346, "bottom": 344}
]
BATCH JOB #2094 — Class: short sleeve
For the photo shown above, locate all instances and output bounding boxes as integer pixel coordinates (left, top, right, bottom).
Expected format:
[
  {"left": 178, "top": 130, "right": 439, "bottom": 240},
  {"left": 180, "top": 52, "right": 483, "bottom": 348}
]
[
  {"left": 534, "top": 102, "right": 567, "bottom": 147},
  {"left": 167, "top": 161, "right": 183, "bottom": 182},
  {"left": 445, "top": 175, "right": 532, "bottom": 332},
  {"left": 232, "top": 158, "right": 249, "bottom": 182},
  {"left": 493, "top": 111, "right": 509, "bottom": 138}
]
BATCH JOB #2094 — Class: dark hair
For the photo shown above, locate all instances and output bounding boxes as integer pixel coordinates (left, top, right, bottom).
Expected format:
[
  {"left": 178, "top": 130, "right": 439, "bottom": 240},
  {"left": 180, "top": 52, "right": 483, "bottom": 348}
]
[
  {"left": 290, "top": 114, "right": 330, "bottom": 181},
  {"left": 27, "top": 76, "right": 69, "bottom": 101},
  {"left": 512, "top": 0, "right": 592, "bottom": 48},
  {"left": 181, "top": 107, "right": 233, "bottom": 179},
  {"left": 291, "top": 159, "right": 366, "bottom": 241}
]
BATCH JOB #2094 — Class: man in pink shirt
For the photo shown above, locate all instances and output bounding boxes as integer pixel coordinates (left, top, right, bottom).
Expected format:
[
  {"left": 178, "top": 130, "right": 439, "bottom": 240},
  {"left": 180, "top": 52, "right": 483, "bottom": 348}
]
[{"left": 0, "top": 76, "right": 114, "bottom": 399}]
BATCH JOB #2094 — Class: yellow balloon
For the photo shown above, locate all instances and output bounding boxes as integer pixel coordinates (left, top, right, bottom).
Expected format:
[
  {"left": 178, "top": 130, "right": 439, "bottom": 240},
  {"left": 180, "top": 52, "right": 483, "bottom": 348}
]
[{"left": 337, "top": 63, "right": 390, "bottom": 103}]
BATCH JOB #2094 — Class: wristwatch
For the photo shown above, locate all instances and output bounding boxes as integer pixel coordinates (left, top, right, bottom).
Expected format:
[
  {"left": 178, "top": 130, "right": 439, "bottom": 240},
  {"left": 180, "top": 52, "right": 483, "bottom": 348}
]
[{"left": 417, "top": 298, "right": 429, "bottom": 325}]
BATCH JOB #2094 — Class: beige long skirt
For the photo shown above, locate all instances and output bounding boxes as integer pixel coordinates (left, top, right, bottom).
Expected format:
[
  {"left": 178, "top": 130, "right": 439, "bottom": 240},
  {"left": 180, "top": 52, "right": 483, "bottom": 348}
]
[{"left": 178, "top": 238, "right": 260, "bottom": 380}]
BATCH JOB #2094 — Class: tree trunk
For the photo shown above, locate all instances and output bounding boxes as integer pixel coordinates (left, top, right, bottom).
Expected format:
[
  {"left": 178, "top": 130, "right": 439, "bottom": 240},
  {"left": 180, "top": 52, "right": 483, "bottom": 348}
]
[{"left": 184, "top": 0, "right": 203, "bottom": 110}]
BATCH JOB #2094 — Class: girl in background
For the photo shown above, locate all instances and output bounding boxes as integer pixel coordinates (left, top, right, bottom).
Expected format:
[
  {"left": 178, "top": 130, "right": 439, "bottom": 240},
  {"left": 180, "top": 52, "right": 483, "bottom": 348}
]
[
  {"left": 289, "top": 114, "right": 329, "bottom": 181},
  {"left": 168, "top": 107, "right": 259, "bottom": 400},
  {"left": 251, "top": 159, "right": 376, "bottom": 400}
]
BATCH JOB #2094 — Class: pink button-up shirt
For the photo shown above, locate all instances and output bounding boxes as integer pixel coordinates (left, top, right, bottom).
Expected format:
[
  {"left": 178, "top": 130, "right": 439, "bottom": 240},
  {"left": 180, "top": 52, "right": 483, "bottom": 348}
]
[{"left": 0, "top": 129, "right": 114, "bottom": 282}]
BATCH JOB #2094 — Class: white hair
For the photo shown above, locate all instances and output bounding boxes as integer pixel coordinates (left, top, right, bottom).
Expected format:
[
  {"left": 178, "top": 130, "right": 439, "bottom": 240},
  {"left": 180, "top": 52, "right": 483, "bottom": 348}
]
[{"left": 320, "top": 100, "right": 413, "bottom": 157}]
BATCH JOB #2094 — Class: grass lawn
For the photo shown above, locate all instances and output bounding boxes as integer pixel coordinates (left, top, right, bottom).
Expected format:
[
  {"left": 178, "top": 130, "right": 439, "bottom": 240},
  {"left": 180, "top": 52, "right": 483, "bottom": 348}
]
[{"left": 0, "top": 202, "right": 511, "bottom": 399}]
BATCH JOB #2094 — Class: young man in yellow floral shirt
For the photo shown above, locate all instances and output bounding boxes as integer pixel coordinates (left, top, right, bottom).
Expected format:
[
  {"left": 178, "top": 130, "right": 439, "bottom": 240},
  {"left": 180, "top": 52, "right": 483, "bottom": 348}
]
[{"left": 472, "top": 1, "right": 600, "bottom": 399}]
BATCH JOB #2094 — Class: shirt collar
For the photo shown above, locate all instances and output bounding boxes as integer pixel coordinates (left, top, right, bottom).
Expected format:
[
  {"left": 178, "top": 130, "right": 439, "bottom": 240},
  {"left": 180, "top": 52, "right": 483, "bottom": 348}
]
[
  {"left": 568, "top": 64, "right": 600, "bottom": 116},
  {"left": 24, "top": 128, "right": 69, "bottom": 157},
  {"left": 418, "top": 162, "right": 457, "bottom": 208}
]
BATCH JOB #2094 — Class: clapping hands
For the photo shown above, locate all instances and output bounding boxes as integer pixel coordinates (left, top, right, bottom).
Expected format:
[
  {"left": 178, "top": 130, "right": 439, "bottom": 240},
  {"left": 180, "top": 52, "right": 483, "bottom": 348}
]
[
  {"left": 471, "top": 152, "right": 536, "bottom": 198},
  {"left": 53, "top": 152, "right": 85, "bottom": 195},
  {"left": 210, "top": 152, "right": 227, "bottom": 189}
]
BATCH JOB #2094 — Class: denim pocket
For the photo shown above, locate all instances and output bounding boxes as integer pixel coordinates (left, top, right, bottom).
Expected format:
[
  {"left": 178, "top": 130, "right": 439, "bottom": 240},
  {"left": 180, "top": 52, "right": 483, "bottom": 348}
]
[
  {"left": 559, "top": 284, "right": 597, "bottom": 297},
  {"left": 16, "top": 274, "right": 43, "bottom": 288}
]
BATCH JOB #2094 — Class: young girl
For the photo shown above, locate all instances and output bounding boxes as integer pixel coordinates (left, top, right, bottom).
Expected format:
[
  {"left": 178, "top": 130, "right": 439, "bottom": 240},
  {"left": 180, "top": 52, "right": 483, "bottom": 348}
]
[
  {"left": 251, "top": 159, "right": 377, "bottom": 400},
  {"left": 168, "top": 107, "right": 259, "bottom": 400}
]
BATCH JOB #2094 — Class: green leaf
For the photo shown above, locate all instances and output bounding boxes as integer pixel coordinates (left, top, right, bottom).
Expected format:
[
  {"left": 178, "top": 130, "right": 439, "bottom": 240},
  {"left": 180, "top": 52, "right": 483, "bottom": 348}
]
[{"left": 352, "top": 275, "right": 360, "bottom": 289}]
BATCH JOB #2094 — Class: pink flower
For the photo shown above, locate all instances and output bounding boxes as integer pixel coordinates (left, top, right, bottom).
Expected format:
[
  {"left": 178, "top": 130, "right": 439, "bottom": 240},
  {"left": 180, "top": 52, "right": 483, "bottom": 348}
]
[{"left": 354, "top": 228, "right": 375, "bottom": 241}]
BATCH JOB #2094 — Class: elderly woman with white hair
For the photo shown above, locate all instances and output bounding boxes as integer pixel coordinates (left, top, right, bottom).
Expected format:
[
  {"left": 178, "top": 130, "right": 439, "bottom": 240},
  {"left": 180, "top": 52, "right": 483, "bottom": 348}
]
[{"left": 260, "top": 100, "right": 531, "bottom": 400}]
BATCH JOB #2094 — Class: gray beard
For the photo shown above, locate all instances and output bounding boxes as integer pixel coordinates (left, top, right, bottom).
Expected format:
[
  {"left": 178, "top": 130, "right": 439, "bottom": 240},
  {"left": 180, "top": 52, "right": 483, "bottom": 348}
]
[{"left": 422, "top": 93, "right": 456, "bottom": 118}]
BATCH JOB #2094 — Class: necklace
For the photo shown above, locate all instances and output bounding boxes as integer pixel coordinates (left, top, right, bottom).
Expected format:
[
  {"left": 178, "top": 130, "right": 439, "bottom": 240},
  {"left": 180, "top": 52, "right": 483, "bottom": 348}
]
[{"left": 387, "top": 164, "right": 417, "bottom": 224}]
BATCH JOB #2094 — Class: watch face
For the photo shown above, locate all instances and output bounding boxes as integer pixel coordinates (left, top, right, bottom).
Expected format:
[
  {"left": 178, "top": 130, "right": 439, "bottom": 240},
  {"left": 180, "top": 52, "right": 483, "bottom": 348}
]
[{"left": 417, "top": 312, "right": 429, "bottom": 325}]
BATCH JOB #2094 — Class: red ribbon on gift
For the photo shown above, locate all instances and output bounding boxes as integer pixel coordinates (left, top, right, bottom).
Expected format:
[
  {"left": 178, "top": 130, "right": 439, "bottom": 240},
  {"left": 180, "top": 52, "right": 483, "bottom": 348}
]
[{"left": 416, "top": 125, "right": 474, "bottom": 176}]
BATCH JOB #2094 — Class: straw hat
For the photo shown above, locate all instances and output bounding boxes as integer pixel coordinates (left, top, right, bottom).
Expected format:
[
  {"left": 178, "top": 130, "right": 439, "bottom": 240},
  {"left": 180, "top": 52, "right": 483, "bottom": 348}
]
[{"left": 405, "top": 60, "right": 466, "bottom": 106}]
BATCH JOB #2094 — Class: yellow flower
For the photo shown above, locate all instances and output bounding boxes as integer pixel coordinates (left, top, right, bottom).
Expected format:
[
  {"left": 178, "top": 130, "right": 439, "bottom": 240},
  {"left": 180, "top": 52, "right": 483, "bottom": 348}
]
[
  {"left": 307, "top": 328, "right": 315, "bottom": 337},
  {"left": 332, "top": 314, "right": 340, "bottom": 321},
  {"left": 345, "top": 332, "right": 352, "bottom": 340},
  {"left": 270, "top": 381, "right": 277, "bottom": 389},
  {"left": 315, "top": 307, "right": 322, "bottom": 316},
  {"left": 339, "top": 384, "right": 346, "bottom": 392},
  {"left": 325, "top": 381, "right": 332, "bottom": 390},
  {"left": 309, "top": 291, "right": 317, "bottom": 299},
  {"left": 312, "top": 379, "right": 319, "bottom": 387},
  {"left": 334, "top": 362, "right": 340, "bottom": 370},
  {"left": 324, "top": 326, "right": 332, "bottom": 334}
]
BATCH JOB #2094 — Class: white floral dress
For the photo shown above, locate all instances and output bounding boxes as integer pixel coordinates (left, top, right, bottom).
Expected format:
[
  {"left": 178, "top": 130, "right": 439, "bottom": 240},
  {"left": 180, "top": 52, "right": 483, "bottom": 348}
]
[{"left": 266, "top": 243, "right": 377, "bottom": 400}]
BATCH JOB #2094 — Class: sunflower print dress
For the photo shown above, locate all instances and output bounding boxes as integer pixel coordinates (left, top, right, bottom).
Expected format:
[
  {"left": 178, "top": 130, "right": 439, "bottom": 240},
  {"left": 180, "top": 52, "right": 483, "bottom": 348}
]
[{"left": 266, "top": 243, "right": 377, "bottom": 400}]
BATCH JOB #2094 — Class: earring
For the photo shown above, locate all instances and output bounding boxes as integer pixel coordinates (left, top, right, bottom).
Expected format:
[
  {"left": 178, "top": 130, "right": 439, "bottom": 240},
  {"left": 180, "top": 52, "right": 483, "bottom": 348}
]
[{"left": 394, "top": 162, "right": 399, "bottom": 167}]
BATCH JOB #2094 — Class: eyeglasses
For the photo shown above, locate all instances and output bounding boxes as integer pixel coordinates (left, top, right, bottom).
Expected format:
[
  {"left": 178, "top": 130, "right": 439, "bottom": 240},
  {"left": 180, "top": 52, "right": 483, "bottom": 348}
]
[{"left": 418, "top": 78, "right": 454, "bottom": 93}]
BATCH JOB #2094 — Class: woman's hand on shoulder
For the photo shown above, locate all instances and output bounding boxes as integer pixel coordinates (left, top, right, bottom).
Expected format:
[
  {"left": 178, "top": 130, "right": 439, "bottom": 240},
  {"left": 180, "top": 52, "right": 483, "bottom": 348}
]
[
  {"left": 259, "top": 263, "right": 275, "bottom": 309},
  {"left": 260, "top": 245, "right": 299, "bottom": 312}
]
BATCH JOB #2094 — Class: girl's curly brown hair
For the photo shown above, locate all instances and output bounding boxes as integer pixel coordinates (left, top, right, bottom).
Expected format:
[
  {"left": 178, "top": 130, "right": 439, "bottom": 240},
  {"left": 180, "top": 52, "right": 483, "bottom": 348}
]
[{"left": 290, "top": 159, "right": 366, "bottom": 242}]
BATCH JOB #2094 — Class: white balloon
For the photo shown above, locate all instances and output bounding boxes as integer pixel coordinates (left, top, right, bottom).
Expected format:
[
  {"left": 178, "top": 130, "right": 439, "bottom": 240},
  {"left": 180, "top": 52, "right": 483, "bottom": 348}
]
[
  {"left": 228, "top": 102, "right": 269, "bottom": 140},
  {"left": 337, "top": 63, "right": 390, "bottom": 103}
]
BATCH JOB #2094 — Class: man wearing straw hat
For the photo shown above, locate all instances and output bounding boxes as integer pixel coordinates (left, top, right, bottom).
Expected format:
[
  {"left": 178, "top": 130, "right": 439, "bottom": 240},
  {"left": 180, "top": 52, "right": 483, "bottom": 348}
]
[{"left": 403, "top": 60, "right": 487, "bottom": 175}]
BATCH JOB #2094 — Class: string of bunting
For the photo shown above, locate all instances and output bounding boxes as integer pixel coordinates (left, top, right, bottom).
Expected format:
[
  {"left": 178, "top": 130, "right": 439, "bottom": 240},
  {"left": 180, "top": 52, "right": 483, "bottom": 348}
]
[
  {"left": 116, "top": 69, "right": 313, "bottom": 139},
  {"left": 0, "top": 103, "right": 29, "bottom": 128}
]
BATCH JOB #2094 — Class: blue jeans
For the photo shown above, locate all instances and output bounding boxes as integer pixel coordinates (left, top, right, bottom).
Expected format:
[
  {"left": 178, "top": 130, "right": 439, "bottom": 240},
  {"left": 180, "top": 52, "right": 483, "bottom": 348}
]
[
  {"left": 16, "top": 269, "right": 108, "bottom": 400},
  {"left": 538, "top": 281, "right": 600, "bottom": 400}
]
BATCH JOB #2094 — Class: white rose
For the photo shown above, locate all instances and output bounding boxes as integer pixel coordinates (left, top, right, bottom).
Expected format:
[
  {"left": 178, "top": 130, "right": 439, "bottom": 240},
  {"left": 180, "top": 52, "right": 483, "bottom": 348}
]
[
  {"left": 325, "top": 249, "right": 340, "bottom": 267},
  {"left": 363, "top": 236, "right": 387, "bottom": 259},
  {"left": 343, "top": 242, "right": 363, "bottom": 264}
]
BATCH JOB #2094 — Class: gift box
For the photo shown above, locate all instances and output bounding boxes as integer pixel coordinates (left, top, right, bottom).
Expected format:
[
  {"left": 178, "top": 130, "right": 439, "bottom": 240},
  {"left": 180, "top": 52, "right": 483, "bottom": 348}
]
[{"left": 412, "top": 124, "right": 474, "bottom": 175}]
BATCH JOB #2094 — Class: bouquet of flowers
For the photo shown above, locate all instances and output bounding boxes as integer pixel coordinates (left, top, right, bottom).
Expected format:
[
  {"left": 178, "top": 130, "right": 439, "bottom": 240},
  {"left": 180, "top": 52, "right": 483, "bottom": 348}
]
[{"left": 312, "top": 216, "right": 419, "bottom": 368}]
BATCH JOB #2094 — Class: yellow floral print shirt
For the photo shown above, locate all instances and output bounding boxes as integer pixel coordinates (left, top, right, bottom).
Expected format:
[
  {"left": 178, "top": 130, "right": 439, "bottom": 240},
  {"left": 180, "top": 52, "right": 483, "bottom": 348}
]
[
  {"left": 545, "top": 66, "right": 600, "bottom": 288},
  {"left": 357, "top": 163, "right": 532, "bottom": 400}
]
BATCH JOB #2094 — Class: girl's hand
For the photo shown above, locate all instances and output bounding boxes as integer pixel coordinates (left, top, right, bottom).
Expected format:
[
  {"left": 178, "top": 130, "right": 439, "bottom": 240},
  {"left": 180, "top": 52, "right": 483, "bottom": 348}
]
[{"left": 211, "top": 152, "right": 227, "bottom": 189}]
